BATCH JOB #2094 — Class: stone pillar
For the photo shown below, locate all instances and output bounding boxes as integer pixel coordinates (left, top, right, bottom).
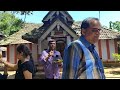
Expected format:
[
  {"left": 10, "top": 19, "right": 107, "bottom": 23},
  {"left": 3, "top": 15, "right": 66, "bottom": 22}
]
[{"left": 38, "top": 39, "right": 42, "bottom": 55}]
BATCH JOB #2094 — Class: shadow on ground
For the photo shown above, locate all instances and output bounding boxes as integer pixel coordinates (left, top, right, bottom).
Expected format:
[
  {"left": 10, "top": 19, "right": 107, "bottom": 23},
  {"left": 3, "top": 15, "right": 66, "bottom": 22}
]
[
  {"left": 109, "top": 71, "right": 120, "bottom": 75},
  {"left": 7, "top": 74, "right": 15, "bottom": 79}
]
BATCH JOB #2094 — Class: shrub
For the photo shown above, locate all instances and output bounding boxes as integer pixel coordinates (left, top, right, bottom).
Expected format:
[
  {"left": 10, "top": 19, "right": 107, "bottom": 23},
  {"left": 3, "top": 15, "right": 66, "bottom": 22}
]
[{"left": 112, "top": 53, "right": 120, "bottom": 61}]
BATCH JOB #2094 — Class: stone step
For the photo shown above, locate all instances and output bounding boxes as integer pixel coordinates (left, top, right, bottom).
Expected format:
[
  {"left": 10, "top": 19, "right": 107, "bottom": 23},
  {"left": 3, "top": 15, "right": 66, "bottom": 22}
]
[
  {"left": 33, "top": 72, "right": 45, "bottom": 79},
  {"left": 36, "top": 66, "right": 44, "bottom": 71}
]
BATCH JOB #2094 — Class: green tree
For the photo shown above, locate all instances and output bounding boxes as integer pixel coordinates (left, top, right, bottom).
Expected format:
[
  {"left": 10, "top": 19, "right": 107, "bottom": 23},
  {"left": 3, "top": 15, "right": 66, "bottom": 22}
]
[
  {"left": 109, "top": 21, "right": 120, "bottom": 32},
  {"left": 0, "top": 12, "right": 24, "bottom": 37},
  {"left": 3, "top": 11, "right": 33, "bottom": 15},
  {"left": 13, "top": 11, "right": 33, "bottom": 22},
  {"left": 3, "top": 11, "right": 33, "bottom": 22}
]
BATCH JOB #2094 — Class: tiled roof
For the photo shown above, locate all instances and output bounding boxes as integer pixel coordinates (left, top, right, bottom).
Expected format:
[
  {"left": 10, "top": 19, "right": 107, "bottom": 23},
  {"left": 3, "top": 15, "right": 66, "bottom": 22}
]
[
  {"left": 99, "top": 28, "right": 120, "bottom": 39},
  {"left": 0, "top": 21, "right": 120, "bottom": 46},
  {"left": 22, "top": 18, "right": 76, "bottom": 43},
  {"left": 0, "top": 23, "right": 41, "bottom": 46},
  {"left": 22, "top": 25, "right": 46, "bottom": 43},
  {"left": 72, "top": 21, "right": 120, "bottom": 39}
]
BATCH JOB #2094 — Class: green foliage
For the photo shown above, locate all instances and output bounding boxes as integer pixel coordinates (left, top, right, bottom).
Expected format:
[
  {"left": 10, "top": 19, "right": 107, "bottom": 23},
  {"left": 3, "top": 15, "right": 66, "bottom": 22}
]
[
  {"left": 109, "top": 21, "right": 120, "bottom": 32},
  {"left": 112, "top": 53, "right": 120, "bottom": 61},
  {"left": 0, "top": 12, "right": 24, "bottom": 37},
  {"left": 3, "top": 11, "right": 33, "bottom": 15}
]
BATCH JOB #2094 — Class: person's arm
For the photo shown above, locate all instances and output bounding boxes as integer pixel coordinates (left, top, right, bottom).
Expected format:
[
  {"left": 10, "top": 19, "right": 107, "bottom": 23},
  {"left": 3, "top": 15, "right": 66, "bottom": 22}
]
[
  {"left": 3, "top": 65, "right": 8, "bottom": 75},
  {"left": 0, "top": 65, "right": 8, "bottom": 79},
  {"left": 39, "top": 51, "right": 48, "bottom": 65},
  {"left": 1, "top": 65, "right": 8, "bottom": 79},
  {"left": 68, "top": 44, "right": 77, "bottom": 79},
  {"left": 62, "top": 43, "right": 83, "bottom": 79},
  {"left": 39, "top": 51, "right": 53, "bottom": 65},
  {"left": 23, "top": 70, "right": 32, "bottom": 79},
  {"left": 0, "top": 59, "right": 18, "bottom": 71}
]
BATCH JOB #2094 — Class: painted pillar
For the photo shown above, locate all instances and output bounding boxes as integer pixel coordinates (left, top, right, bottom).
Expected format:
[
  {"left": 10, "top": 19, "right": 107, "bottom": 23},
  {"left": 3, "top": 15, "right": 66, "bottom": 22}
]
[{"left": 7, "top": 45, "right": 9, "bottom": 62}]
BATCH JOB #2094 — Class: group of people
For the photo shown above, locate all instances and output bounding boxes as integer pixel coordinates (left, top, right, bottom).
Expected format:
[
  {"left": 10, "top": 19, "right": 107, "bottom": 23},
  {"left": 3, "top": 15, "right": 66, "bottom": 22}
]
[{"left": 0, "top": 17, "right": 106, "bottom": 79}]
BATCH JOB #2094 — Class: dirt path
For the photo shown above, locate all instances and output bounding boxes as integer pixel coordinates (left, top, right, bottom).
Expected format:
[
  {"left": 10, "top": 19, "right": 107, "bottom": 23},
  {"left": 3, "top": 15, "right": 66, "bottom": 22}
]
[
  {"left": 0, "top": 71, "right": 15, "bottom": 79},
  {"left": 0, "top": 67, "right": 120, "bottom": 79},
  {"left": 104, "top": 67, "right": 120, "bottom": 79}
]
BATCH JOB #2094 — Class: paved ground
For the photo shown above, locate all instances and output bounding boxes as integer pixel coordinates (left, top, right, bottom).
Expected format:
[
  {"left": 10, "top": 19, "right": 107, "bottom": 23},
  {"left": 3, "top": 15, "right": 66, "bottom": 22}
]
[
  {"left": 0, "top": 67, "right": 120, "bottom": 79},
  {"left": 104, "top": 67, "right": 120, "bottom": 79},
  {"left": 0, "top": 71, "right": 15, "bottom": 79}
]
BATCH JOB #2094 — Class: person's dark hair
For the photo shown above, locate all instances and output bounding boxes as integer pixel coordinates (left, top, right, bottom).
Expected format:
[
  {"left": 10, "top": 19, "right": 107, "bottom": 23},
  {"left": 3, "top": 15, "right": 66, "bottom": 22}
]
[
  {"left": 17, "top": 44, "right": 31, "bottom": 58},
  {"left": 48, "top": 39, "right": 56, "bottom": 45},
  {"left": 81, "top": 17, "right": 99, "bottom": 29}
]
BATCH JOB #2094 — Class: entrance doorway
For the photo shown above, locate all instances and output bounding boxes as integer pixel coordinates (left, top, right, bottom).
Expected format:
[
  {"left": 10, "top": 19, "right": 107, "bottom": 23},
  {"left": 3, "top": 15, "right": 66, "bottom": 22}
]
[{"left": 56, "top": 40, "right": 66, "bottom": 58}]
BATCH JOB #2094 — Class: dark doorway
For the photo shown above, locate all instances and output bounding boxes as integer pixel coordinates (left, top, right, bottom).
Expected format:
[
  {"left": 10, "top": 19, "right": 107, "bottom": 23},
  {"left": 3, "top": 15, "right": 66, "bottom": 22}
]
[{"left": 56, "top": 40, "right": 66, "bottom": 58}]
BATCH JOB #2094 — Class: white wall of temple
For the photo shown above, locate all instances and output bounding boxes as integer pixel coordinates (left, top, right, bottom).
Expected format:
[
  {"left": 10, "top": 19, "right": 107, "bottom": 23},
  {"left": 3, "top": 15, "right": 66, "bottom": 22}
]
[
  {"left": 100, "top": 40, "right": 108, "bottom": 61},
  {"left": 94, "top": 42, "right": 99, "bottom": 55},
  {"left": 109, "top": 40, "right": 115, "bottom": 60},
  {"left": 95, "top": 39, "right": 116, "bottom": 61},
  {"left": 6, "top": 39, "right": 117, "bottom": 63},
  {"left": 41, "top": 39, "right": 48, "bottom": 52}
]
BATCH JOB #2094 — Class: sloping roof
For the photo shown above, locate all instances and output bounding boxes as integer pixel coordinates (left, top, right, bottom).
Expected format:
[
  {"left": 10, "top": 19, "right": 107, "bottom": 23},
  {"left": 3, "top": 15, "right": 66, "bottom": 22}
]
[
  {"left": 0, "top": 23, "right": 41, "bottom": 46},
  {"left": 0, "top": 21, "right": 120, "bottom": 46},
  {"left": 100, "top": 28, "right": 120, "bottom": 39},
  {"left": 23, "top": 21, "right": 120, "bottom": 43},
  {"left": 42, "top": 11, "right": 73, "bottom": 22},
  {"left": 22, "top": 18, "right": 77, "bottom": 43},
  {"left": 72, "top": 21, "right": 120, "bottom": 39}
]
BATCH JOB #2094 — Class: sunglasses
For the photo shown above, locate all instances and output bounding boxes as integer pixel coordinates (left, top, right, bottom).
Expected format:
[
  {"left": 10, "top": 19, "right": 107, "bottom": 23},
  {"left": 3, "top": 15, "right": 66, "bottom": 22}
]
[{"left": 90, "top": 28, "right": 101, "bottom": 32}]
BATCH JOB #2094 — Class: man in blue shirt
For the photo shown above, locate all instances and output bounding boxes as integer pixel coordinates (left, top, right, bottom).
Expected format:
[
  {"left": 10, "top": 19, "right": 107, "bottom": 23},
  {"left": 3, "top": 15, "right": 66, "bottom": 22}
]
[{"left": 62, "top": 17, "right": 105, "bottom": 79}]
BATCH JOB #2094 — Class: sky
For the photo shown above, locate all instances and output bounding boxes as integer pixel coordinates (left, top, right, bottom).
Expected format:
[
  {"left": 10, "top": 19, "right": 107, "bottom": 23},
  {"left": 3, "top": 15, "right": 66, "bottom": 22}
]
[{"left": 14, "top": 11, "right": 120, "bottom": 28}]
